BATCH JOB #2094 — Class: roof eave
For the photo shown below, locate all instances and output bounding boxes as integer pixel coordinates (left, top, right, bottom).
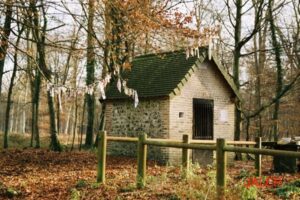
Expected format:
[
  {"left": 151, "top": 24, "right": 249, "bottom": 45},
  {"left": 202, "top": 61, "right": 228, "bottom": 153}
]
[
  {"left": 211, "top": 52, "right": 242, "bottom": 100},
  {"left": 168, "top": 53, "right": 207, "bottom": 98}
]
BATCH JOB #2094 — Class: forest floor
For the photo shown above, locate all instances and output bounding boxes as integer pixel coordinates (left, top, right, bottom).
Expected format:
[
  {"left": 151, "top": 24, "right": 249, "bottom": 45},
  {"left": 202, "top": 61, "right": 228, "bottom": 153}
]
[{"left": 0, "top": 148, "right": 299, "bottom": 199}]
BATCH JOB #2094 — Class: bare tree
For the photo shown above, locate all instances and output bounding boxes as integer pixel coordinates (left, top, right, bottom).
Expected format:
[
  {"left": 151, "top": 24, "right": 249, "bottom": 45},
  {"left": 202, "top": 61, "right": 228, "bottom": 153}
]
[
  {"left": 222, "top": 0, "right": 265, "bottom": 158},
  {"left": 84, "top": 0, "right": 96, "bottom": 148},
  {"left": 3, "top": 14, "right": 24, "bottom": 148},
  {"left": 0, "top": 0, "right": 13, "bottom": 97}
]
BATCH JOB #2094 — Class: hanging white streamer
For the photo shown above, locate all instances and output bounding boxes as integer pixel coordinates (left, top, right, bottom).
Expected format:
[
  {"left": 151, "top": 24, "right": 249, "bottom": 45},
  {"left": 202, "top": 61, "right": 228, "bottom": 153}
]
[
  {"left": 186, "top": 48, "right": 190, "bottom": 59},
  {"left": 117, "top": 78, "right": 122, "bottom": 93},
  {"left": 134, "top": 91, "right": 139, "bottom": 108},
  {"left": 98, "top": 82, "right": 106, "bottom": 99},
  {"left": 208, "top": 37, "right": 213, "bottom": 60},
  {"left": 195, "top": 48, "right": 199, "bottom": 58},
  {"left": 44, "top": 72, "right": 139, "bottom": 107}
]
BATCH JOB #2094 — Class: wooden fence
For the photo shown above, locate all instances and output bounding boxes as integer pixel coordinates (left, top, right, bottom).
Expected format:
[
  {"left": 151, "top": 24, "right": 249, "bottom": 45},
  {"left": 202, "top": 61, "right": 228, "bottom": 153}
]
[{"left": 96, "top": 131, "right": 300, "bottom": 200}]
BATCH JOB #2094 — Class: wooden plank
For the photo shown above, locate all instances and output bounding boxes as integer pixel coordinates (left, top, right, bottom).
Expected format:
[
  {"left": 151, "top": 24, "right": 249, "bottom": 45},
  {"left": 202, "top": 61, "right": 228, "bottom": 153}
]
[
  {"left": 97, "top": 131, "right": 107, "bottom": 183},
  {"left": 216, "top": 138, "right": 226, "bottom": 200},
  {"left": 106, "top": 136, "right": 255, "bottom": 146},
  {"left": 224, "top": 146, "right": 300, "bottom": 158},
  {"left": 146, "top": 138, "right": 182, "bottom": 143},
  {"left": 107, "top": 136, "right": 138, "bottom": 142},
  {"left": 182, "top": 134, "right": 190, "bottom": 178},
  {"left": 191, "top": 140, "right": 256, "bottom": 145},
  {"left": 144, "top": 139, "right": 216, "bottom": 150},
  {"left": 190, "top": 140, "right": 216, "bottom": 144},
  {"left": 255, "top": 137, "right": 262, "bottom": 177},
  {"left": 227, "top": 141, "right": 256, "bottom": 145},
  {"left": 137, "top": 133, "right": 147, "bottom": 189}
]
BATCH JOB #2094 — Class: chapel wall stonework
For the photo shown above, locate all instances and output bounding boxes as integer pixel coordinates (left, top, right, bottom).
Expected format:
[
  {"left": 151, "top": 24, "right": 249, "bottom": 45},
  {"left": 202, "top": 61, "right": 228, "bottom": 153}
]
[{"left": 105, "top": 98, "right": 170, "bottom": 163}]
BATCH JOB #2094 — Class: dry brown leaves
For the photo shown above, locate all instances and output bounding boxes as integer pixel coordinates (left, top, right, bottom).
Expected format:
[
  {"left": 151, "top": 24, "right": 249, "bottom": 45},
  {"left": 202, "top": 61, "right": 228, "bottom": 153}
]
[
  {"left": 0, "top": 149, "right": 166, "bottom": 200},
  {"left": 0, "top": 149, "right": 299, "bottom": 200}
]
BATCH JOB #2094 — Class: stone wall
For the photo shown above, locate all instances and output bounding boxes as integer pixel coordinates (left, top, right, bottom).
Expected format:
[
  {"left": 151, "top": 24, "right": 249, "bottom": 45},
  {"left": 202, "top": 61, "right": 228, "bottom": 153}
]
[
  {"left": 105, "top": 98, "right": 170, "bottom": 164},
  {"left": 168, "top": 59, "right": 235, "bottom": 165}
]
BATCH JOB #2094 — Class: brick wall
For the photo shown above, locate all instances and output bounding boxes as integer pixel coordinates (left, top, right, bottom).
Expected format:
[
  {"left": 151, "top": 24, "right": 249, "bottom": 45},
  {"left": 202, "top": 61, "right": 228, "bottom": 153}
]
[{"left": 168, "top": 59, "right": 235, "bottom": 164}]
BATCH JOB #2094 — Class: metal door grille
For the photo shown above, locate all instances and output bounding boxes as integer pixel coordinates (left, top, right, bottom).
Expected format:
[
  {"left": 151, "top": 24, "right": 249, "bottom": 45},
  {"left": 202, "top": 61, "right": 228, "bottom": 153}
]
[{"left": 193, "top": 99, "right": 213, "bottom": 140}]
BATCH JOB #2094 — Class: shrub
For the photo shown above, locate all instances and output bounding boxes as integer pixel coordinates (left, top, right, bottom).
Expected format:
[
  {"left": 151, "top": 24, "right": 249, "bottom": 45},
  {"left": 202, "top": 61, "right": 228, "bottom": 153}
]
[
  {"left": 6, "top": 187, "right": 19, "bottom": 198},
  {"left": 237, "top": 169, "right": 251, "bottom": 179},
  {"left": 241, "top": 186, "right": 258, "bottom": 200},
  {"left": 76, "top": 179, "right": 87, "bottom": 188},
  {"left": 90, "top": 182, "right": 102, "bottom": 189},
  {"left": 275, "top": 179, "right": 300, "bottom": 199},
  {"left": 70, "top": 188, "right": 80, "bottom": 200}
]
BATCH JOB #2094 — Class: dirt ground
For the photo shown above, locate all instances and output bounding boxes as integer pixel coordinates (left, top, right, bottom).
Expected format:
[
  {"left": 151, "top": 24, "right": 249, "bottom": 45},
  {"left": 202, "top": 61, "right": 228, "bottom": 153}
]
[{"left": 0, "top": 149, "right": 299, "bottom": 200}]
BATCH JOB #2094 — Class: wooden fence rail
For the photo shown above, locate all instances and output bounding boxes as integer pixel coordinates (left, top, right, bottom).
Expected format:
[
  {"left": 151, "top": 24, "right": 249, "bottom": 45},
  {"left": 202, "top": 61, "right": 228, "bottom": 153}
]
[{"left": 97, "top": 131, "right": 300, "bottom": 200}]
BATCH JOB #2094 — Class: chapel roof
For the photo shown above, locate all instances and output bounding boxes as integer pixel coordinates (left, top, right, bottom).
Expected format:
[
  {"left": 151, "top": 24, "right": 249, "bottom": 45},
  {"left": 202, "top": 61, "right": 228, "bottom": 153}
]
[{"left": 106, "top": 47, "right": 240, "bottom": 100}]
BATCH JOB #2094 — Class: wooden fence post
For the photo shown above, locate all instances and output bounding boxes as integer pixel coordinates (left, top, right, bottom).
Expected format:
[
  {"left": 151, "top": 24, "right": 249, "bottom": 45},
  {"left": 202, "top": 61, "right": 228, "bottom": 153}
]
[
  {"left": 216, "top": 138, "right": 226, "bottom": 200},
  {"left": 182, "top": 134, "right": 190, "bottom": 178},
  {"left": 255, "top": 137, "right": 262, "bottom": 177},
  {"left": 137, "top": 133, "right": 147, "bottom": 189},
  {"left": 97, "top": 131, "right": 107, "bottom": 183}
]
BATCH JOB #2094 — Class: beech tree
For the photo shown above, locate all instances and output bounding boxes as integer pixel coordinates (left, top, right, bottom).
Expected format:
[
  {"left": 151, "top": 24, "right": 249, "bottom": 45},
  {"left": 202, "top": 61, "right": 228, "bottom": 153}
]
[
  {"left": 0, "top": 0, "right": 13, "bottom": 97},
  {"left": 221, "top": 0, "right": 266, "bottom": 158},
  {"left": 3, "top": 12, "right": 24, "bottom": 148},
  {"left": 84, "top": 0, "right": 96, "bottom": 148}
]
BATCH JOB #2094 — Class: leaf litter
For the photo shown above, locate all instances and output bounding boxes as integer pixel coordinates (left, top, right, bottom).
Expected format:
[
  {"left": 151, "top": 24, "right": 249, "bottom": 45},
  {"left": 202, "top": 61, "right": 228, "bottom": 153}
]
[{"left": 0, "top": 149, "right": 299, "bottom": 199}]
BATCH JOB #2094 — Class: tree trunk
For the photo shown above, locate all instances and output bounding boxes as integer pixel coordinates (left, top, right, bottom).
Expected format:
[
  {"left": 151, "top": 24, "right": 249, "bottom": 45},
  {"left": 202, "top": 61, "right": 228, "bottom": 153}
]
[
  {"left": 268, "top": 0, "right": 283, "bottom": 142},
  {"left": 64, "top": 105, "right": 72, "bottom": 135},
  {"left": 15, "top": 92, "right": 22, "bottom": 133},
  {"left": 22, "top": 79, "right": 29, "bottom": 134},
  {"left": 33, "top": 70, "right": 41, "bottom": 148},
  {"left": 3, "top": 27, "right": 22, "bottom": 148},
  {"left": 9, "top": 101, "right": 14, "bottom": 133},
  {"left": 253, "top": 32, "right": 262, "bottom": 138},
  {"left": 94, "top": 103, "right": 106, "bottom": 147},
  {"left": 85, "top": 0, "right": 96, "bottom": 148},
  {"left": 233, "top": 0, "right": 242, "bottom": 160},
  {"left": 79, "top": 100, "right": 86, "bottom": 151},
  {"left": 253, "top": 2, "right": 267, "bottom": 138},
  {"left": 25, "top": 28, "right": 36, "bottom": 147},
  {"left": 30, "top": 0, "right": 61, "bottom": 149},
  {"left": 71, "top": 95, "right": 78, "bottom": 151},
  {"left": 47, "top": 91, "right": 62, "bottom": 151},
  {"left": 56, "top": 94, "right": 61, "bottom": 135},
  {"left": 0, "top": 0, "right": 13, "bottom": 97}
]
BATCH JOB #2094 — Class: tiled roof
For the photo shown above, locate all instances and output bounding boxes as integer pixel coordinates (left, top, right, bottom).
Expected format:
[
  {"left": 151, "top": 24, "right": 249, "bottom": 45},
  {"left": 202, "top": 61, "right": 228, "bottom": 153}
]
[{"left": 106, "top": 47, "right": 240, "bottom": 99}]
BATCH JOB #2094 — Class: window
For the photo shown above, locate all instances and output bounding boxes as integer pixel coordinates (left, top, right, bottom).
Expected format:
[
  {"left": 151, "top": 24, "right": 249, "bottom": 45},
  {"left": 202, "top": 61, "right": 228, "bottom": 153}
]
[{"left": 179, "top": 112, "right": 184, "bottom": 118}]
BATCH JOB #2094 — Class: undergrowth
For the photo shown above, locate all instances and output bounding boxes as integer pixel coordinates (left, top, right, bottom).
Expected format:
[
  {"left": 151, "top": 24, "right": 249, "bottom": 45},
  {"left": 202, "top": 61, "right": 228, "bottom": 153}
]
[
  {"left": 0, "top": 133, "right": 49, "bottom": 150},
  {"left": 275, "top": 179, "right": 300, "bottom": 199},
  {"left": 146, "top": 162, "right": 244, "bottom": 200}
]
